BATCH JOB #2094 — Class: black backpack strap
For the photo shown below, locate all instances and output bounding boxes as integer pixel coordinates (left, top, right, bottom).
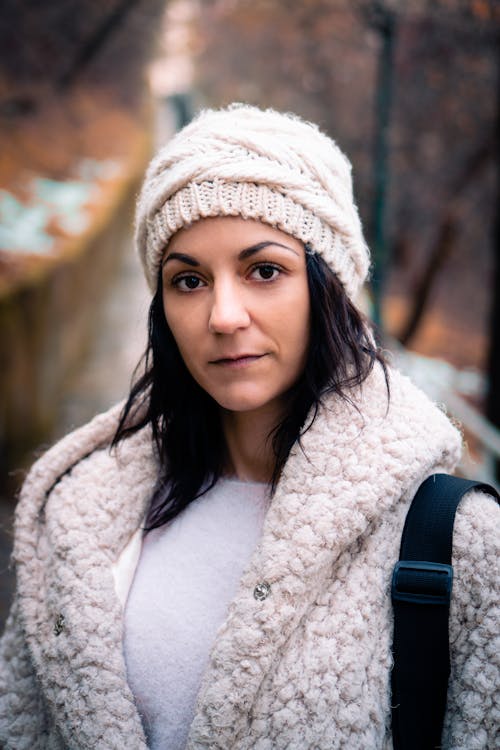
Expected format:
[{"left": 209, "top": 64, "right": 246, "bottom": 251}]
[{"left": 391, "top": 473, "right": 499, "bottom": 750}]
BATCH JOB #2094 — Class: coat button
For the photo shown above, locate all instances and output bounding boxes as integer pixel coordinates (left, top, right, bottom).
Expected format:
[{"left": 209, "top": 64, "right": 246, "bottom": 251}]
[
  {"left": 54, "top": 613, "right": 65, "bottom": 636},
  {"left": 253, "top": 582, "right": 271, "bottom": 601}
]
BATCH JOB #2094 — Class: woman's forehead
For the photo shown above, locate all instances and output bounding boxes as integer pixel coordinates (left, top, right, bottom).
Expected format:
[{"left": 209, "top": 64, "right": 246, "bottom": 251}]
[{"left": 164, "top": 216, "right": 304, "bottom": 259}]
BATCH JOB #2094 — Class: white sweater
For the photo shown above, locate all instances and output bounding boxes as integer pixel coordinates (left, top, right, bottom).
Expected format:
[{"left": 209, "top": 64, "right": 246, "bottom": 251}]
[{"left": 123, "top": 479, "right": 269, "bottom": 749}]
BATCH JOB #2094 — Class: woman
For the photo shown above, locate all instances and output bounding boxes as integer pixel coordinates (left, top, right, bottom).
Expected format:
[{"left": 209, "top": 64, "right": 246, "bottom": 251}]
[{"left": 0, "top": 105, "right": 497, "bottom": 749}]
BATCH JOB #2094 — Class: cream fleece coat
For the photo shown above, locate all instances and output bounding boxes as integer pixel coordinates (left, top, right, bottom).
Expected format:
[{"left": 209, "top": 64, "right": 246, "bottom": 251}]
[{"left": 0, "top": 365, "right": 498, "bottom": 749}]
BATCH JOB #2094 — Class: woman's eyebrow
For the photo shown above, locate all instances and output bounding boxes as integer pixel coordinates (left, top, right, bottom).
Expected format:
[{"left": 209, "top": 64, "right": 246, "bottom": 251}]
[
  {"left": 238, "top": 241, "right": 299, "bottom": 259},
  {"left": 162, "top": 252, "right": 199, "bottom": 267}
]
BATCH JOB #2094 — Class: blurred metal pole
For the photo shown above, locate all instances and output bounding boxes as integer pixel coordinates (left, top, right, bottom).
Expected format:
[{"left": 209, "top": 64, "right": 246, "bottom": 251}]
[
  {"left": 167, "top": 93, "right": 194, "bottom": 130},
  {"left": 370, "top": 6, "right": 396, "bottom": 330}
]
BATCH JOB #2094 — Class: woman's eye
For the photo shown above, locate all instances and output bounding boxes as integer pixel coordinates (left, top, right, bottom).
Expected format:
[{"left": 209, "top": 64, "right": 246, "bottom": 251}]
[
  {"left": 173, "top": 275, "right": 204, "bottom": 291},
  {"left": 251, "top": 264, "right": 280, "bottom": 281}
]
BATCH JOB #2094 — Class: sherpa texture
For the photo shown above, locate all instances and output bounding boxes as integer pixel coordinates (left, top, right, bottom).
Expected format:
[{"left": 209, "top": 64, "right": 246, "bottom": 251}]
[
  {"left": 0, "top": 365, "right": 498, "bottom": 749},
  {"left": 135, "top": 104, "right": 370, "bottom": 300}
]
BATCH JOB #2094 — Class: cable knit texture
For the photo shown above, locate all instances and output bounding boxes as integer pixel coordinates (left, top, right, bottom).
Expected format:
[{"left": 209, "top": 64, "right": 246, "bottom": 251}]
[
  {"left": 0, "top": 365, "right": 498, "bottom": 749},
  {"left": 135, "top": 104, "right": 370, "bottom": 300}
]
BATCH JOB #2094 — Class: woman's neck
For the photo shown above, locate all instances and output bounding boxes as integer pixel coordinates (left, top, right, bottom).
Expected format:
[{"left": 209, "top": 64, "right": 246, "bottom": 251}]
[{"left": 221, "top": 404, "right": 282, "bottom": 484}]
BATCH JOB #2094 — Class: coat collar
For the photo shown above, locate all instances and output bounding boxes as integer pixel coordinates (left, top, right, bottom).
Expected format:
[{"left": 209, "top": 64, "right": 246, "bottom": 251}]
[
  {"left": 13, "top": 365, "right": 462, "bottom": 747},
  {"left": 14, "top": 404, "right": 156, "bottom": 748},
  {"left": 187, "top": 365, "right": 462, "bottom": 746}
]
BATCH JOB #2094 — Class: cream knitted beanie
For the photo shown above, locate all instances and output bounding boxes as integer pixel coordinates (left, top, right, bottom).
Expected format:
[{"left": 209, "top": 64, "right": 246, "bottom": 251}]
[{"left": 135, "top": 104, "right": 370, "bottom": 300}]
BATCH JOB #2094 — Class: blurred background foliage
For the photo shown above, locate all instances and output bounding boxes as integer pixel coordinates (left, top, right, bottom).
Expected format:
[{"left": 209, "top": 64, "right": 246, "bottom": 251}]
[{"left": 0, "top": 0, "right": 166, "bottom": 486}]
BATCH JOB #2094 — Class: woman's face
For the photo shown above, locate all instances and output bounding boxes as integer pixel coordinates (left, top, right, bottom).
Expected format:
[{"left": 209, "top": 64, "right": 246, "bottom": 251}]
[{"left": 161, "top": 216, "right": 310, "bottom": 417}]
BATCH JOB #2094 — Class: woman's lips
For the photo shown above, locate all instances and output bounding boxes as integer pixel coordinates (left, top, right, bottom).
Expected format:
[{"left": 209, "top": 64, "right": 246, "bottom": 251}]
[{"left": 210, "top": 354, "right": 266, "bottom": 369}]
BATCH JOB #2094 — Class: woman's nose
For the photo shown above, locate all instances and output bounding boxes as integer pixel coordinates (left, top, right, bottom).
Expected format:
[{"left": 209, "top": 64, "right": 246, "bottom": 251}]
[{"left": 208, "top": 281, "right": 251, "bottom": 334}]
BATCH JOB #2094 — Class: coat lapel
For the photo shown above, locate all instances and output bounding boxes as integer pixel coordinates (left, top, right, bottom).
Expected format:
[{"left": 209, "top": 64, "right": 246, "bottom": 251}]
[
  {"left": 15, "top": 405, "right": 156, "bottom": 749},
  {"left": 187, "top": 366, "right": 462, "bottom": 747}
]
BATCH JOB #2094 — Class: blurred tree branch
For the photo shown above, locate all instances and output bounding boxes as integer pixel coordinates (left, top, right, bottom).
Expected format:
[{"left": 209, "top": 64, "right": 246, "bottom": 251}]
[
  {"left": 58, "top": 0, "right": 142, "bottom": 91},
  {"left": 0, "top": 0, "right": 167, "bottom": 115},
  {"left": 399, "top": 132, "right": 495, "bottom": 345}
]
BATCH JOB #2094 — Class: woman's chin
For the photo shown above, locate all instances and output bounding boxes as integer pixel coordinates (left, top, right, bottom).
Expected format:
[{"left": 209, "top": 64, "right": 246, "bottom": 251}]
[
  {"left": 211, "top": 389, "right": 281, "bottom": 415},
  {"left": 216, "top": 398, "right": 270, "bottom": 414}
]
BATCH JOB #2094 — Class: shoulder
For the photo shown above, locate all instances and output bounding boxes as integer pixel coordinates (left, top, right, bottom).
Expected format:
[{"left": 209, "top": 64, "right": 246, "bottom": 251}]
[
  {"left": 450, "top": 485, "right": 499, "bottom": 656},
  {"left": 10, "top": 406, "right": 158, "bottom": 629},
  {"left": 453, "top": 487, "right": 499, "bottom": 562},
  {"left": 445, "top": 488, "right": 499, "bottom": 745},
  {"left": 13, "top": 403, "right": 157, "bottom": 556},
  {"left": 18, "top": 402, "right": 126, "bottom": 508},
  {"left": 452, "top": 487, "right": 499, "bottom": 593}
]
